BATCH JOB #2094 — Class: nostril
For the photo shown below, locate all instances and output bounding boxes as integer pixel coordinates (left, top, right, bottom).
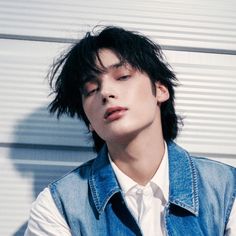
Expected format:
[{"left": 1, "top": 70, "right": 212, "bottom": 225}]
[
  {"left": 102, "top": 94, "right": 116, "bottom": 104},
  {"left": 102, "top": 97, "right": 107, "bottom": 104}
]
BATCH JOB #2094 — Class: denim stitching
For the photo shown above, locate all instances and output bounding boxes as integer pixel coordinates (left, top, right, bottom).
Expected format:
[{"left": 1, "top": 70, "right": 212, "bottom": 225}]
[
  {"left": 89, "top": 172, "right": 99, "bottom": 212},
  {"left": 99, "top": 189, "right": 120, "bottom": 213},
  {"left": 224, "top": 170, "right": 236, "bottom": 225},
  {"left": 49, "top": 183, "right": 67, "bottom": 221},
  {"left": 189, "top": 156, "right": 199, "bottom": 215},
  {"left": 164, "top": 203, "right": 170, "bottom": 236}
]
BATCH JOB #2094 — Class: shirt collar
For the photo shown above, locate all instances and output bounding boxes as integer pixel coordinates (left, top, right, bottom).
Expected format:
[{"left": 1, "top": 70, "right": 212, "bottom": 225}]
[
  {"left": 89, "top": 142, "right": 199, "bottom": 216},
  {"left": 150, "top": 141, "right": 169, "bottom": 201},
  {"left": 108, "top": 154, "right": 136, "bottom": 194},
  {"left": 108, "top": 142, "right": 169, "bottom": 202}
]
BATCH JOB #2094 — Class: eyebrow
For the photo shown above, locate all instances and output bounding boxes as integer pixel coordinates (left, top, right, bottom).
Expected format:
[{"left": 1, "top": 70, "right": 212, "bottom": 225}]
[{"left": 103, "top": 61, "right": 125, "bottom": 71}]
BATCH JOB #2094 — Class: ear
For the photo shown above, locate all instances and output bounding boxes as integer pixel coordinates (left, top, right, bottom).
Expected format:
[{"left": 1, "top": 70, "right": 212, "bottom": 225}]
[
  {"left": 155, "top": 82, "right": 169, "bottom": 104},
  {"left": 89, "top": 124, "right": 94, "bottom": 132}
]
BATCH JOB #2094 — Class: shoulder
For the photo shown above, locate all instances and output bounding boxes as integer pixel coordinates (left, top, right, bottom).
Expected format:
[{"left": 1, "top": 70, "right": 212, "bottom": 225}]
[
  {"left": 48, "top": 158, "right": 96, "bottom": 204},
  {"left": 191, "top": 155, "right": 236, "bottom": 181},
  {"left": 30, "top": 187, "right": 56, "bottom": 214},
  {"left": 168, "top": 142, "right": 236, "bottom": 188},
  {"left": 25, "top": 188, "right": 71, "bottom": 235},
  {"left": 49, "top": 145, "right": 109, "bottom": 190},
  {"left": 48, "top": 158, "right": 96, "bottom": 217},
  {"left": 190, "top": 155, "right": 236, "bottom": 203},
  {"left": 50, "top": 158, "right": 95, "bottom": 188},
  {"left": 190, "top": 156, "right": 236, "bottom": 223}
]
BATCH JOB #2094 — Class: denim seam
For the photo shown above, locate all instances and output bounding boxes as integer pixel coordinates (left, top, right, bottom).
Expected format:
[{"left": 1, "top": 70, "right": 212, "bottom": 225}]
[
  {"left": 90, "top": 172, "right": 120, "bottom": 214},
  {"left": 189, "top": 156, "right": 199, "bottom": 215},
  {"left": 50, "top": 184, "right": 63, "bottom": 215},
  {"left": 224, "top": 186, "right": 236, "bottom": 225},
  {"left": 49, "top": 160, "right": 93, "bottom": 185},
  {"left": 49, "top": 183, "right": 70, "bottom": 226},
  {"left": 169, "top": 154, "right": 199, "bottom": 215},
  {"left": 100, "top": 189, "right": 120, "bottom": 213},
  {"left": 164, "top": 203, "right": 170, "bottom": 236},
  {"left": 89, "top": 173, "right": 99, "bottom": 213}
]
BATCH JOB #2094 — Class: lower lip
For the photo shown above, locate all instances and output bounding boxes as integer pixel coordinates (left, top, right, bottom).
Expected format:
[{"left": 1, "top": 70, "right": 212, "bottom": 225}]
[{"left": 105, "top": 110, "right": 127, "bottom": 122}]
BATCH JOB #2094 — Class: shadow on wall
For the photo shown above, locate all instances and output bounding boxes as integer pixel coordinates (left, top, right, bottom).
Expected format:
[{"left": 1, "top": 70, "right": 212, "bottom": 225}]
[{"left": 10, "top": 106, "right": 94, "bottom": 236}]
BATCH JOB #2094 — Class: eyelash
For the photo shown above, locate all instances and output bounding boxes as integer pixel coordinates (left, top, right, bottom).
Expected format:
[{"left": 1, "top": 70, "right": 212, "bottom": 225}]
[
  {"left": 85, "top": 88, "right": 99, "bottom": 97},
  {"left": 84, "top": 74, "right": 131, "bottom": 97},
  {"left": 118, "top": 75, "right": 131, "bottom": 80}
]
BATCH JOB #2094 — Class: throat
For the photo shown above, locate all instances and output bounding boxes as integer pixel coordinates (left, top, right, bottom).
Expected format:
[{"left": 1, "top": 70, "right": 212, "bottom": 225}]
[{"left": 108, "top": 141, "right": 165, "bottom": 186}]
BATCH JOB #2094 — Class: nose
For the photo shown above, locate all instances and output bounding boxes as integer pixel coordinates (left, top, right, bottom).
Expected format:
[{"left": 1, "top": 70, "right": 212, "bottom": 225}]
[
  {"left": 100, "top": 81, "right": 117, "bottom": 105},
  {"left": 102, "top": 94, "right": 116, "bottom": 104}
]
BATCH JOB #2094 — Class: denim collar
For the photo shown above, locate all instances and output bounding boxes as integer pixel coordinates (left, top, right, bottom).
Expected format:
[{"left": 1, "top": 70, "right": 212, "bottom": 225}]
[
  {"left": 167, "top": 142, "right": 199, "bottom": 216},
  {"left": 89, "top": 145, "right": 121, "bottom": 215},
  {"left": 89, "top": 142, "right": 199, "bottom": 216}
]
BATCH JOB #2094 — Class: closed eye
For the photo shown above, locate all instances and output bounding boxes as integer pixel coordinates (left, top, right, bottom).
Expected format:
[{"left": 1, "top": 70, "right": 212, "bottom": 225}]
[
  {"left": 118, "top": 75, "right": 131, "bottom": 80},
  {"left": 83, "top": 82, "right": 99, "bottom": 97},
  {"left": 86, "top": 88, "right": 99, "bottom": 97}
]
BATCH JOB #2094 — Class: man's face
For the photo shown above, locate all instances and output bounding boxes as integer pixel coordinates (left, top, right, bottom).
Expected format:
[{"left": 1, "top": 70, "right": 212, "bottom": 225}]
[{"left": 82, "top": 49, "right": 168, "bottom": 144}]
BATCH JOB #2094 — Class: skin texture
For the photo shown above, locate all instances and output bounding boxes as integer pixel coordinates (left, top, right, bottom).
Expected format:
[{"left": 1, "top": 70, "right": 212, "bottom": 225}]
[{"left": 82, "top": 49, "right": 170, "bottom": 185}]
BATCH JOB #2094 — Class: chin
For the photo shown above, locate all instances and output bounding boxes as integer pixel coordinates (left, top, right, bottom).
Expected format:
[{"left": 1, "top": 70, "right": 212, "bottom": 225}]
[{"left": 104, "top": 127, "right": 143, "bottom": 144}]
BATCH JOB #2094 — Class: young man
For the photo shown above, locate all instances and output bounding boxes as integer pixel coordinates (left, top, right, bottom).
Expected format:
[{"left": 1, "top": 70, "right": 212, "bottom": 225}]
[{"left": 25, "top": 26, "right": 236, "bottom": 236}]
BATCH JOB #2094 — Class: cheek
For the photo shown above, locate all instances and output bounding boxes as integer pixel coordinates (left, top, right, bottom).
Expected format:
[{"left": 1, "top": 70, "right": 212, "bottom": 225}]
[
  {"left": 83, "top": 100, "right": 102, "bottom": 126},
  {"left": 132, "top": 81, "right": 157, "bottom": 106},
  {"left": 82, "top": 101, "right": 94, "bottom": 122},
  {"left": 132, "top": 89, "right": 158, "bottom": 118}
]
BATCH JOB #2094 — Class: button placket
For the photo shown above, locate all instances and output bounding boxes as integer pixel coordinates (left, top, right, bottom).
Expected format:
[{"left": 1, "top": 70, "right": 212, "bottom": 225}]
[{"left": 136, "top": 185, "right": 153, "bottom": 224}]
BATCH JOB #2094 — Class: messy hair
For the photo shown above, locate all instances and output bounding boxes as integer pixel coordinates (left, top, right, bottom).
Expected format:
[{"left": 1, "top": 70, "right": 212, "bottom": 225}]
[{"left": 49, "top": 26, "right": 181, "bottom": 152}]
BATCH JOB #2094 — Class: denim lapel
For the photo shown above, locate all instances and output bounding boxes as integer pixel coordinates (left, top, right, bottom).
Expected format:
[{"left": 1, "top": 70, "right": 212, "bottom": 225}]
[
  {"left": 168, "top": 142, "right": 199, "bottom": 215},
  {"left": 89, "top": 142, "right": 199, "bottom": 216},
  {"left": 89, "top": 145, "right": 121, "bottom": 215}
]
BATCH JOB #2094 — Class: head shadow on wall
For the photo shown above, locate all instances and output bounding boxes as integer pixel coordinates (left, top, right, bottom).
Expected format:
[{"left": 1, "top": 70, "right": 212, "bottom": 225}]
[{"left": 10, "top": 105, "right": 94, "bottom": 235}]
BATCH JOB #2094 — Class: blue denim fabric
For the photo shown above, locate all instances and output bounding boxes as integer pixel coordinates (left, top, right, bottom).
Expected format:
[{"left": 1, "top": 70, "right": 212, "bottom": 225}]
[{"left": 49, "top": 142, "right": 236, "bottom": 236}]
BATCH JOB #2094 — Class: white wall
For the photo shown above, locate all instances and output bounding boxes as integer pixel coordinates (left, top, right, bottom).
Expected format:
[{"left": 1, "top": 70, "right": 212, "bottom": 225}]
[{"left": 0, "top": 0, "right": 236, "bottom": 235}]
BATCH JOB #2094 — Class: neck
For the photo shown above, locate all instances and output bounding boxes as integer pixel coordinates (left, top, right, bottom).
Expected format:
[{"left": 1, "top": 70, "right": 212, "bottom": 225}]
[{"left": 107, "top": 124, "right": 165, "bottom": 186}]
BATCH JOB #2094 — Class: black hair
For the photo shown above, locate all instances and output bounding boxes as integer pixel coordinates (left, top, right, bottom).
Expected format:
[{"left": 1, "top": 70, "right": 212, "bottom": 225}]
[{"left": 48, "top": 26, "right": 182, "bottom": 153}]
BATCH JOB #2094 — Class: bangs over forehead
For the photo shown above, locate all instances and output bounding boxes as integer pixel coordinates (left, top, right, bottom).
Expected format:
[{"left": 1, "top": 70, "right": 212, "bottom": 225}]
[
  {"left": 80, "top": 48, "right": 127, "bottom": 87},
  {"left": 75, "top": 26, "right": 165, "bottom": 87}
]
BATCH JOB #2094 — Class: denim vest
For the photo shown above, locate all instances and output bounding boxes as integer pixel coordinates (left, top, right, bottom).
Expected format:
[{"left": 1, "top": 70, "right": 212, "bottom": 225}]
[{"left": 49, "top": 142, "right": 236, "bottom": 236}]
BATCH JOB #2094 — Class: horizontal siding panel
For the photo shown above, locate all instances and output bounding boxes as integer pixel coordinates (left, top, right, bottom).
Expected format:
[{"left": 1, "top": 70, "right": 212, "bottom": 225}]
[
  {"left": 0, "top": 0, "right": 236, "bottom": 50},
  {"left": 177, "top": 100, "right": 235, "bottom": 109},
  {"left": 166, "top": 50, "right": 236, "bottom": 155},
  {"left": 0, "top": 39, "right": 92, "bottom": 147}
]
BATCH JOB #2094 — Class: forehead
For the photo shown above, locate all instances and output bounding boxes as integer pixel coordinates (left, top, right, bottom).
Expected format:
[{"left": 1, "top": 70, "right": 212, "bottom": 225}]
[
  {"left": 96, "top": 49, "right": 122, "bottom": 70},
  {"left": 81, "top": 48, "right": 132, "bottom": 88}
]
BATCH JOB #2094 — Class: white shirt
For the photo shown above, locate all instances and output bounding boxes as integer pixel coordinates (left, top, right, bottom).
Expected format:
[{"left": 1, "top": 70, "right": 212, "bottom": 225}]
[
  {"left": 108, "top": 142, "right": 169, "bottom": 236},
  {"left": 25, "top": 146, "right": 236, "bottom": 236}
]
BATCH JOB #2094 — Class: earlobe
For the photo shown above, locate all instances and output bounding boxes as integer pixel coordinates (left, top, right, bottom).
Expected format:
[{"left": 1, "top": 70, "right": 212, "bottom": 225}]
[{"left": 156, "top": 82, "right": 169, "bottom": 104}]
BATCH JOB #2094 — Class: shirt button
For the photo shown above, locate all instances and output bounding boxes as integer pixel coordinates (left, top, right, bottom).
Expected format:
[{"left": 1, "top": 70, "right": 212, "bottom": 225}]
[{"left": 136, "top": 189, "right": 143, "bottom": 195}]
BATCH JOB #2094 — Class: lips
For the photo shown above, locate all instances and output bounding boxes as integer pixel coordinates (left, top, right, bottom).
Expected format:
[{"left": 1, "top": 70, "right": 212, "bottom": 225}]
[{"left": 104, "top": 106, "right": 128, "bottom": 120}]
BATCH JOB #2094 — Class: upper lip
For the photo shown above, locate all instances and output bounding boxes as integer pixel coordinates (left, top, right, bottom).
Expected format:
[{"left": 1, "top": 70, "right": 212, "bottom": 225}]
[{"left": 104, "top": 106, "right": 128, "bottom": 119}]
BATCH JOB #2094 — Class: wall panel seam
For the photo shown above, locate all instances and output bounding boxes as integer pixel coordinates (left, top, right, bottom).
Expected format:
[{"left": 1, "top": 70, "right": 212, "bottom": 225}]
[{"left": 1, "top": 33, "right": 236, "bottom": 55}]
